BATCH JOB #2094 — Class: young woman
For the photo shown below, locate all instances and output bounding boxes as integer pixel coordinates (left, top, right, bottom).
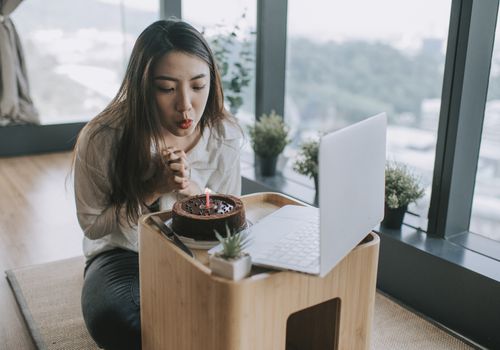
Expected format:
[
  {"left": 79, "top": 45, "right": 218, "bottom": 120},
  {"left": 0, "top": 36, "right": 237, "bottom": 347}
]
[{"left": 73, "top": 19, "right": 243, "bottom": 349}]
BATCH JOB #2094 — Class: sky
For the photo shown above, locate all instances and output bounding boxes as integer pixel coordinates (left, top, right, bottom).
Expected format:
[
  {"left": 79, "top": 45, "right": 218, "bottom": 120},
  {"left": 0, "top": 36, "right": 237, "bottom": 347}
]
[
  {"left": 180, "top": 0, "right": 452, "bottom": 43},
  {"left": 95, "top": 0, "right": 453, "bottom": 48}
]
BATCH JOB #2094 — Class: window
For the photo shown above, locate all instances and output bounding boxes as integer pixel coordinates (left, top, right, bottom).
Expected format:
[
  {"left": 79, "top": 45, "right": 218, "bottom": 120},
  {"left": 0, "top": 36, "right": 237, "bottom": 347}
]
[
  {"left": 12, "top": 0, "right": 159, "bottom": 124},
  {"left": 285, "top": 0, "right": 452, "bottom": 224},
  {"left": 470, "top": 10, "right": 500, "bottom": 242}
]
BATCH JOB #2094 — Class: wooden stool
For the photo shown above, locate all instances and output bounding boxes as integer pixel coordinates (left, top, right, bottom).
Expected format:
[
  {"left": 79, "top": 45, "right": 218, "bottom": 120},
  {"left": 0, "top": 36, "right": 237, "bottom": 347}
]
[{"left": 139, "top": 192, "right": 379, "bottom": 350}]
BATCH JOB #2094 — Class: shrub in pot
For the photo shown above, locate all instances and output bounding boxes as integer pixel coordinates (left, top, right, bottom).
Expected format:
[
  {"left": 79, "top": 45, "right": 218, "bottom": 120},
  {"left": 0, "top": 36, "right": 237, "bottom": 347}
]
[
  {"left": 383, "top": 161, "right": 425, "bottom": 229},
  {"left": 293, "top": 139, "right": 319, "bottom": 190},
  {"left": 247, "top": 111, "right": 289, "bottom": 176}
]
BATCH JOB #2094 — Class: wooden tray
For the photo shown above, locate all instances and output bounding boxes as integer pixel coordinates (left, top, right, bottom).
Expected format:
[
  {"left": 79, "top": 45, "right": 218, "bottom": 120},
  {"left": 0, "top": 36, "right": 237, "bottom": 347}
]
[
  {"left": 147, "top": 192, "right": 309, "bottom": 269},
  {"left": 140, "top": 191, "right": 376, "bottom": 277}
]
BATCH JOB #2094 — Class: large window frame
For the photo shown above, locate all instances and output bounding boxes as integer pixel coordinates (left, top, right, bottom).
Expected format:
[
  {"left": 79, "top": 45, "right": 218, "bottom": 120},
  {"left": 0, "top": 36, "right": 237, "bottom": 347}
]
[{"left": 2, "top": 0, "right": 499, "bottom": 347}]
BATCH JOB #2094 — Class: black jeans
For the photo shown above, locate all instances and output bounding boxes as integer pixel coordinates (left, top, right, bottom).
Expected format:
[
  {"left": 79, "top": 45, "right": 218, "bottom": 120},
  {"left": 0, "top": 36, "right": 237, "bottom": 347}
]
[{"left": 81, "top": 249, "right": 141, "bottom": 350}]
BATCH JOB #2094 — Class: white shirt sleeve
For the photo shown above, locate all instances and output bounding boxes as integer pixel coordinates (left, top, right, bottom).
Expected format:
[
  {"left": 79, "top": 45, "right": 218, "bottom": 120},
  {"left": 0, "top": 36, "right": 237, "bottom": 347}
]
[{"left": 74, "top": 126, "right": 136, "bottom": 240}]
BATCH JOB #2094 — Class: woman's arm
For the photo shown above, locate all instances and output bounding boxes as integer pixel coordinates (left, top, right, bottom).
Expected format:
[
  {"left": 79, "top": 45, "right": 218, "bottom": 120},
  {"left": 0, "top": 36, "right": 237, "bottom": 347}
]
[{"left": 74, "top": 151, "right": 130, "bottom": 240}]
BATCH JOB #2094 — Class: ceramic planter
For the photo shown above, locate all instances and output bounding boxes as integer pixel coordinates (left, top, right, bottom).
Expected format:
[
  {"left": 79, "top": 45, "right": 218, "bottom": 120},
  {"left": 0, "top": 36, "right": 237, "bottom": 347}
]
[
  {"left": 209, "top": 254, "right": 252, "bottom": 281},
  {"left": 258, "top": 155, "right": 278, "bottom": 177},
  {"left": 381, "top": 204, "right": 408, "bottom": 229}
]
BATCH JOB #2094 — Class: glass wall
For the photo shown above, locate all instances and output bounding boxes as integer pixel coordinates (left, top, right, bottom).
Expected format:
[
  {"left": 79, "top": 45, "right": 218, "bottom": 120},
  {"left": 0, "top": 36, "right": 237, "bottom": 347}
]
[
  {"left": 183, "top": 0, "right": 257, "bottom": 131},
  {"left": 285, "top": 0, "right": 452, "bottom": 226},
  {"left": 12, "top": 0, "right": 159, "bottom": 124},
  {"left": 470, "top": 10, "right": 500, "bottom": 242}
]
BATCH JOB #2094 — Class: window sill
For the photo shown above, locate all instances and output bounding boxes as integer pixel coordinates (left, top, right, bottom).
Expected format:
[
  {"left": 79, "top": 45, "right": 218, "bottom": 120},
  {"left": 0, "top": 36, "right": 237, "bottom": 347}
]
[
  {"left": 241, "top": 158, "right": 317, "bottom": 206},
  {"left": 448, "top": 230, "right": 500, "bottom": 263},
  {"left": 0, "top": 122, "right": 85, "bottom": 157},
  {"left": 376, "top": 224, "right": 500, "bottom": 283}
]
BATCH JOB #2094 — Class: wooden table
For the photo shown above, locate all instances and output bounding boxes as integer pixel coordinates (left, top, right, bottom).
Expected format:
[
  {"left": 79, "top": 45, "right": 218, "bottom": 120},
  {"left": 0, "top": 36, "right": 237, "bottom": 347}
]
[{"left": 139, "top": 192, "right": 380, "bottom": 350}]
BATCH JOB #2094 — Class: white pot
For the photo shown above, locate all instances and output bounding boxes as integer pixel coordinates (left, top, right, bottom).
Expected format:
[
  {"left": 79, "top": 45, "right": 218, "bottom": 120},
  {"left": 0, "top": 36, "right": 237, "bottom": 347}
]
[{"left": 209, "top": 254, "right": 252, "bottom": 281}]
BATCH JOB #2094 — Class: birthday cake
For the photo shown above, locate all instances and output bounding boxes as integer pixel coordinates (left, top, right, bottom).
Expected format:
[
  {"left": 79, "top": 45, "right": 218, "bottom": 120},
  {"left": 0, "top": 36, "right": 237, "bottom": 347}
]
[{"left": 171, "top": 194, "right": 246, "bottom": 241}]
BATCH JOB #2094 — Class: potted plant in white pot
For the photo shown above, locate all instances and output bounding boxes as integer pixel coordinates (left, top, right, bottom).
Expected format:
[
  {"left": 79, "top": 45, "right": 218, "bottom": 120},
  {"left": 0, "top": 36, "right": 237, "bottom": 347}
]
[
  {"left": 382, "top": 161, "right": 425, "bottom": 229},
  {"left": 293, "top": 139, "right": 320, "bottom": 192},
  {"left": 248, "top": 110, "right": 290, "bottom": 177},
  {"left": 209, "top": 226, "right": 252, "bottom": 281}
]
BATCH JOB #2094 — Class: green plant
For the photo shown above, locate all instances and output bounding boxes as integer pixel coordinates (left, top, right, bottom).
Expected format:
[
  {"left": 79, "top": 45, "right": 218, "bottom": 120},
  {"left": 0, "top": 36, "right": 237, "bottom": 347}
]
[
  {"left": 214, "top": 225, "right": 250, "bottom": 260},
  {"left": 205, "top": 12, "right": 255, "bottom": 115},
  {"left": 385, "top": 161, "right": 425, "bottom": 209},
  {"left": 293, "top": 140, "right": 319, "bottom": 179},
  {"left": 247, "top": 111, "right": 290, "bottom": 158}
]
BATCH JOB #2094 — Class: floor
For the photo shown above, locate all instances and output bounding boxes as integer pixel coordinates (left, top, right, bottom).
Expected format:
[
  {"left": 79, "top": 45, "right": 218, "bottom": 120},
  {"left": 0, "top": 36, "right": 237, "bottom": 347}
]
[{"left": 0, "top": 152, "right": 82, "bottom": 350}]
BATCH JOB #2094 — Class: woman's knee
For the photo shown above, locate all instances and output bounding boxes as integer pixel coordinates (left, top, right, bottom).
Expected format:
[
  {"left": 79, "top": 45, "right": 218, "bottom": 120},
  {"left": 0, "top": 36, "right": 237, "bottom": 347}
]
[
  {"left": 82, "top": 296, "right": 141, "bottom": 350},
  {"left": 81, "top": 250, "right": 141, "bottom": 349}
]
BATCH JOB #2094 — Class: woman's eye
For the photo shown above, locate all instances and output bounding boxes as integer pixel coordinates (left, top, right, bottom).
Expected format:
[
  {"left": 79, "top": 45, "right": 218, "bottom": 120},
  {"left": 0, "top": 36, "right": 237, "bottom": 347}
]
[
  {"left": 157, "top": 86, "right": 174, "bottom": 93},
  {"left": 193, "top": 85, "right": 206, "bottom": 91}
]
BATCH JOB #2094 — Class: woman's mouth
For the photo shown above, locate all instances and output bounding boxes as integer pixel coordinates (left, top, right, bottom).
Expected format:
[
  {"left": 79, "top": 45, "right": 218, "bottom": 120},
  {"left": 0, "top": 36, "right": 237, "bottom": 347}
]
[{"left": 178, "top": 119, "right": 193, "bottom": 129}]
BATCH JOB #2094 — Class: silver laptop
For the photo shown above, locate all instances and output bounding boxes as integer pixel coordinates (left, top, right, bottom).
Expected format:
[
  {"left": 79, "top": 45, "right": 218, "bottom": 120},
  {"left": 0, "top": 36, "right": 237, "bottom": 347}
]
[{"left": 211, "top": 113, "right": 387, "bottom": 277}]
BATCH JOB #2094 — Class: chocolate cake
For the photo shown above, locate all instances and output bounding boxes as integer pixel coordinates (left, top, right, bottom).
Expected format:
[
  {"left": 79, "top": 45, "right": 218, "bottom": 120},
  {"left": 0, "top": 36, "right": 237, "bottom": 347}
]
[{"left": 171, "top": 194, "right": 246, "bottom": 241}]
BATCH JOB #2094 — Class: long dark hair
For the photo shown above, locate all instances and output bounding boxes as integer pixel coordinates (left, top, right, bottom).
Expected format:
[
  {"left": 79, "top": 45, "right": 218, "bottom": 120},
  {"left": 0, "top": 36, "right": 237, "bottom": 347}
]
[{"left": 76, "top": 19, "right": 230, "bottom": 225}]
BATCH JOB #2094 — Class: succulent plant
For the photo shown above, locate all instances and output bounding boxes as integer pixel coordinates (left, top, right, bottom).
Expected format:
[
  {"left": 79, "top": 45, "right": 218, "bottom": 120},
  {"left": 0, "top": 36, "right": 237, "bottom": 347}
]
[{"left": 214, "top": 225, "right": 250, "bottom": 260}]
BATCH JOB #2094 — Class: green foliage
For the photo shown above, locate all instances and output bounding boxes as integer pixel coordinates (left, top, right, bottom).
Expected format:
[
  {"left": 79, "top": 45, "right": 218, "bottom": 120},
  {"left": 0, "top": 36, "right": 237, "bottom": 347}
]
[
  {"left": 385, "top": 161, "right": 425, "bottom": 209},
  {"left": 206, "top": 13, "right": 255, "bottom": 115},
  {"left": 286, "top": 38, "right": 444, "bottom": 126},
  {"left": 214, "top": 225, "right": 250, "bottom": 260},
  {"left": 247, "top": 111, "right": 290, "bottom": 157},
  {"left": 293, "top": 140, "right": 319, "bottom": 179}
]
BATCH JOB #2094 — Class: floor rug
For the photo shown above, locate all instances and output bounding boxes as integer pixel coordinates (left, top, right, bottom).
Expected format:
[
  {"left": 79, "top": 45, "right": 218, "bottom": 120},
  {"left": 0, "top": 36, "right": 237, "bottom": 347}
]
[{"left": 5, "top": 256, "right": 474, "bottom": 349}]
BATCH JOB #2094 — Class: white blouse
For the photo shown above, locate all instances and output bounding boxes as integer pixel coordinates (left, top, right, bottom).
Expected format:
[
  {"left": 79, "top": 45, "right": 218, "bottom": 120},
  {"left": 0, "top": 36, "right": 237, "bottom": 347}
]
[{"left": 74, "top": 119, "right": 243, "bottom": 259}]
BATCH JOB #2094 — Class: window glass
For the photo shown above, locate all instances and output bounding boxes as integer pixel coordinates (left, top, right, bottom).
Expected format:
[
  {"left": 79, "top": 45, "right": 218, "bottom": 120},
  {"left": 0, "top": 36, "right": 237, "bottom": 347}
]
[
  {"left": 12, "top": 0, "right": 159, "bottom": 124},
  {"left": 183, "top": 0, "right": 257, "bottom": 135},
  {"left": 285, "top": 0, "right": 452, "bottom": 227},
  {"left": 470, "top": 13, "right": 500, "bottom": 242}
]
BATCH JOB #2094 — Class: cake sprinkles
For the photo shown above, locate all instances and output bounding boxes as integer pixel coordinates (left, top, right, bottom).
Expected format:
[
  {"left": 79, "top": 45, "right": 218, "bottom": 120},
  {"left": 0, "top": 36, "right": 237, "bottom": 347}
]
[{"left": 182, "top": 197, "right": 234, "bottom": 216}]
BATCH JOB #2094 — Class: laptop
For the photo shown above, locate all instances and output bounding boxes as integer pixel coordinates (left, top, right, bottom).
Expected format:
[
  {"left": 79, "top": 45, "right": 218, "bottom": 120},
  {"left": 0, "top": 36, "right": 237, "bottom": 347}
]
[{"left": 211, "top": 113, "right": 387, "bottom": 277}]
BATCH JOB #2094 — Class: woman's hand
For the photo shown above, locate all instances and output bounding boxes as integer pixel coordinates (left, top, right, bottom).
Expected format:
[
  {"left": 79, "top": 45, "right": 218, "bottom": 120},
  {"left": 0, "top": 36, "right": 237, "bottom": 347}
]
[
  {"left": 161, "top": 147, "right": 190, "bottom": 191},
  {"left": 177, "top": 179, "right": 202, "bottom": 197},
  {"left": 167, "top": 147, "right": 203, "bottom": 197},
  {"left": 144, "top": 147, "right": 190, "bottom": 203}
]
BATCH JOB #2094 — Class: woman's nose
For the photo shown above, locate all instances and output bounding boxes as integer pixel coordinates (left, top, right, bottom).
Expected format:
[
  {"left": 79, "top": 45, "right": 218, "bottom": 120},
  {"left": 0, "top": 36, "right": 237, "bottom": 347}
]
[{"left": 176, "top": 88, "right": 192, "bottom": 113}]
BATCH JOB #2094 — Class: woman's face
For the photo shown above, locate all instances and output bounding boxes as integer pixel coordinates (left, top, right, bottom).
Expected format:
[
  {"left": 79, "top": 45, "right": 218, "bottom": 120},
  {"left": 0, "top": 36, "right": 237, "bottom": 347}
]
[{"left": 153, "top": 51, "right": 211, "bottom": 137}]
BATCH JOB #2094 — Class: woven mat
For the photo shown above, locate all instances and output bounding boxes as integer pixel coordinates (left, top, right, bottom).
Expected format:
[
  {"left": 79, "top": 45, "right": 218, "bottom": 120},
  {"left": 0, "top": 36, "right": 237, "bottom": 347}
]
[{"left": 5, "top": 257, "right": 473, "bottom": 350}]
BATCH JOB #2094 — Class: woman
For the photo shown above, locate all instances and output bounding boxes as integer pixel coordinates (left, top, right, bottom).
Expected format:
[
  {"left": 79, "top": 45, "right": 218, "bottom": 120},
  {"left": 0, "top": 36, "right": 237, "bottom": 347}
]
[{"left": 73, "top": 19, "right": 243, "bottom": 349}]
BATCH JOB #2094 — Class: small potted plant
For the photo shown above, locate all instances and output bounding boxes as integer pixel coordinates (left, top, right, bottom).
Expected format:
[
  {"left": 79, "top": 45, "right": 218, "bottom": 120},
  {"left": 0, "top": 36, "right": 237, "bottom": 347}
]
[
  {"left": 247, "top": 110, "right": 290, "bottom": 176},
  {"left": 293, "top": 139, "right": 320, "bottom": 192},
  {"left": 209, "top": 226, "right": 252, "bottom": 281},
  {"left": 382, "top": 161, "right": 425, "bottom": 229}
]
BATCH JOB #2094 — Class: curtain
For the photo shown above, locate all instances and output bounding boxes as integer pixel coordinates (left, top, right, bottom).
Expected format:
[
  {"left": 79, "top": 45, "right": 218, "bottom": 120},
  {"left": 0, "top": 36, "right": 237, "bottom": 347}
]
[{"left": 0, "top": 0, "right": 39, "bottom": 126}]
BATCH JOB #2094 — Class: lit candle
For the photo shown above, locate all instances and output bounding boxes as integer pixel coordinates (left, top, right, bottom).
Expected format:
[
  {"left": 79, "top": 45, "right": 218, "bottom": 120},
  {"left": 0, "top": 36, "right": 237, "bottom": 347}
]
[{"left": 205, "top": 187, "right": 212, "bottom": 208}]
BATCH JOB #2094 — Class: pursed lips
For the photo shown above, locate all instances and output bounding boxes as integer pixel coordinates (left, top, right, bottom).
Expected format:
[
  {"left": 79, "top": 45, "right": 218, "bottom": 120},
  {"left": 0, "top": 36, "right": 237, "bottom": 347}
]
[{"left": 179, "top": 119, "right": 193, "bottom": 129}]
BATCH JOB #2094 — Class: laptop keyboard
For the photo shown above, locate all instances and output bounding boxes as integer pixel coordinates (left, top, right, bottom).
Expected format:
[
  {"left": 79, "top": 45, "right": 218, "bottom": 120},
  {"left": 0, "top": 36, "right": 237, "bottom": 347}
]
[{"left": 257, "top": 220, "right": 320, "bottom": 270}]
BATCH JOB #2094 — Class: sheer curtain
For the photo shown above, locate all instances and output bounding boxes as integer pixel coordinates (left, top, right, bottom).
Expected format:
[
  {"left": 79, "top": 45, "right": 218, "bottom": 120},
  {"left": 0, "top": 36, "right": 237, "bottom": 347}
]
[{"left": 0, "top": 0, "right": 38, "bottom": 126}]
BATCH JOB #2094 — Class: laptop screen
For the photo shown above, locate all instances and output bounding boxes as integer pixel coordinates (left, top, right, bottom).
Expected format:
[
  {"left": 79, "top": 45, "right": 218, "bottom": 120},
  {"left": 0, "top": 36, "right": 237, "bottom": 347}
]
[{"left": 319, "top": 113, "right": 386, "bottom": 276}]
